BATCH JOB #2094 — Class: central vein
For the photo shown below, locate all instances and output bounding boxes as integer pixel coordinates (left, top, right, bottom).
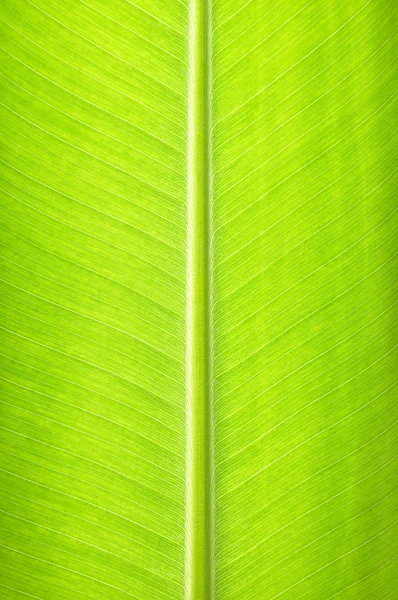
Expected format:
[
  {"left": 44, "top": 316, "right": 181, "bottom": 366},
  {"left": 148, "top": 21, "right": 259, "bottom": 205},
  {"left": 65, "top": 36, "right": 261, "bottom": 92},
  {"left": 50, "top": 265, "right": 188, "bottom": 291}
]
[{"left": 186, "top": 0, "right": 212, "bottom": 595}]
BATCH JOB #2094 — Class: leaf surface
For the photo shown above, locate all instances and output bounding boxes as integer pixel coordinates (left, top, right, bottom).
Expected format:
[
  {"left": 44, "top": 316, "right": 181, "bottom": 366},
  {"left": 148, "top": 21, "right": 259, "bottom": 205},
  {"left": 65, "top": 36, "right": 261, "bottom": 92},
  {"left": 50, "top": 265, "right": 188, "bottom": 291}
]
[
  {"left": 210, "top": 0, "right": 397, "bottom": 597},
  {"left": 0, "top": 0, "right": 191, "bottom": 598},
  {"left": 0, "top": 0, "right": 397, "bottom": 598}
]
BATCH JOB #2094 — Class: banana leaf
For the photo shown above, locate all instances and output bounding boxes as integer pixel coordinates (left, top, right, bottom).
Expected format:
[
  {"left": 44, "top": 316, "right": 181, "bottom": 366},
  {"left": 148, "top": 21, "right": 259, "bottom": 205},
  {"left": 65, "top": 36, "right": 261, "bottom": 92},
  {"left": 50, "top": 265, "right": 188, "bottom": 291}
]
[{"left": 0, "top": 0, "right": 396, "bottom": 598}]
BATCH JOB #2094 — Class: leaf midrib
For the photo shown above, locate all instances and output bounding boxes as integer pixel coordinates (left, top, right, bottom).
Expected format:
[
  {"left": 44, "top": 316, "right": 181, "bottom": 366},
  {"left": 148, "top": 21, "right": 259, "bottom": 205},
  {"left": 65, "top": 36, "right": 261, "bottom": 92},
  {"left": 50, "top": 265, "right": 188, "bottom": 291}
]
[{"left": 186, "top": 0, "right": 212, "bottom": 596}]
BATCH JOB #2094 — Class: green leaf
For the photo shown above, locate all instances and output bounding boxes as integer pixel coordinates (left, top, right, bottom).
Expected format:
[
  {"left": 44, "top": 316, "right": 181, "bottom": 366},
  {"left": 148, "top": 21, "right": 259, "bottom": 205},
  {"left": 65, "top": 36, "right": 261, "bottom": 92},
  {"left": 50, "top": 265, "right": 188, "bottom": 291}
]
[
  {"left": 0, "top": 0, "right": 191, "bottom": 597},
  {"left": 0, "top": 0, "right": 396, "bottom": 599},
  {"left": 210, "top": 1, "right": 397, "bottom": 597}
]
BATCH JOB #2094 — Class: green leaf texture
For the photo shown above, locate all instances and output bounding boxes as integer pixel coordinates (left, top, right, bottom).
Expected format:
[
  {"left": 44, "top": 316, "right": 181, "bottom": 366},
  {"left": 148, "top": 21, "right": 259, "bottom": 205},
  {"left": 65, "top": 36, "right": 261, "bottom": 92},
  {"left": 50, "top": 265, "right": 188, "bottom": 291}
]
[
  {"left": 0, "top": 0, "right": 192, "bottom": 598},
  {"left": 0, "top": 0, "right": 397, "bottom": 599},
  {"left": 210, "top": 0, "right": 397, "bottom": 597}
]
